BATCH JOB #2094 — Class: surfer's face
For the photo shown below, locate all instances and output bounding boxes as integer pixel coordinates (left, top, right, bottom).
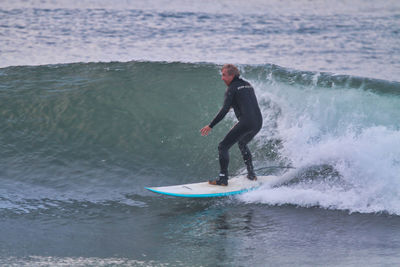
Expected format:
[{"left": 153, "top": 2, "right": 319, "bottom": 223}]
[{"left": 221, "top": 68, "right": 235, "bottom": 86}]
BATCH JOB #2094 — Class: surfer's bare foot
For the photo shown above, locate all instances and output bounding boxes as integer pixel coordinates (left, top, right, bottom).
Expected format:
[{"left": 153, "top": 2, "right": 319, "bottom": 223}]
[{"left": 209, "top": 179, "right": 228, "bottom": 186}]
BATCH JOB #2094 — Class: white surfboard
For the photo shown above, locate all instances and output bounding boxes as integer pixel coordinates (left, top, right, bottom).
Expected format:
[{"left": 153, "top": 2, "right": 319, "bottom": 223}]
[{"left": 145, "top": 175, "right": 281, "bottom": 198}]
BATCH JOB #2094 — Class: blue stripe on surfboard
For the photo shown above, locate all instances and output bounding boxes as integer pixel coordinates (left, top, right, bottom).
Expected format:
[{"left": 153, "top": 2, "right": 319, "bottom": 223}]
[{"left": 144, "top": 185, "right": 261, "bottom": 198}]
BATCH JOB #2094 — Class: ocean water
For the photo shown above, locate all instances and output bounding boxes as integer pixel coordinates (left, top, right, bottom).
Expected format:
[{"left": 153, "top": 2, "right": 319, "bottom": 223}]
[{"left": 1, "top": 0, "right": 400, "bottom": 266}]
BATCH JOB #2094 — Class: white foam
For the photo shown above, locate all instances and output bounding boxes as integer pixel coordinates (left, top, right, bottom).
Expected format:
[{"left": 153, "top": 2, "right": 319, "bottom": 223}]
[{"left": 244, "top": 78, "right": 400, "bottom": 214}]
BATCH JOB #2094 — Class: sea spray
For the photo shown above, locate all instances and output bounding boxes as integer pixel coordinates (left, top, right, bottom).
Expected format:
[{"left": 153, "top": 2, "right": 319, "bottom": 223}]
[{"left": 242, "top": 66, "right": 400, "bottom": 214}]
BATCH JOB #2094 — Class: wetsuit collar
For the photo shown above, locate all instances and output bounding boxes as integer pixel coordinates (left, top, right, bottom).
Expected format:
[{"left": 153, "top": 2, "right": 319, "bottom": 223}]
[{"left": 230, "top": 75, "right": 240, "bottom": 84}]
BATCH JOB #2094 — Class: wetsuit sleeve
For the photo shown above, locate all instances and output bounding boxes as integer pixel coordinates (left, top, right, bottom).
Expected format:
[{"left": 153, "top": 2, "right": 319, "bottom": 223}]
[{"left": 209, "top": 86, "right": 235, "bottom": 128}]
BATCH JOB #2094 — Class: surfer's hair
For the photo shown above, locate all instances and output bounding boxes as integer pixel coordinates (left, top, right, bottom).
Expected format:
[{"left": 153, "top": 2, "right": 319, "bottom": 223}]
[{"left": 222, "top": 64, "right": 240, "bottom": 77}]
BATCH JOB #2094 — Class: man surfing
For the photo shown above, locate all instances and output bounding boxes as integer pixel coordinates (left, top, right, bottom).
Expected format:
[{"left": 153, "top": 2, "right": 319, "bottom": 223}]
[{"left": 200, "top": 64, "right": 263, "bottom": 186}]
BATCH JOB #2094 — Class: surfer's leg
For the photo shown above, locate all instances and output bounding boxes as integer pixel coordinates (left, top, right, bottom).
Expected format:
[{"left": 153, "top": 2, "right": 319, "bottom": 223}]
[
  {"left": 238, "top": 126, "right": 261, "bottom": 180},
  {"left": 218, "top": 123, "right": 248, "bottom": 178},
  {"left": 238, "top": 134, "right": 256, "bottom": 180}
]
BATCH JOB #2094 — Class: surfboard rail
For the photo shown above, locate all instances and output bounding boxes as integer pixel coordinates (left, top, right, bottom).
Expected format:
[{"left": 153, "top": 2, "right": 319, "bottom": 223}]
[{"left": 145, "top": 186, "right": 259, "bottom": 198}]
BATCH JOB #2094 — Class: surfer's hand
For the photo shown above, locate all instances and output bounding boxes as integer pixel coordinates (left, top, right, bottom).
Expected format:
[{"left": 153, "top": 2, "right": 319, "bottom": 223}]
[{"left": 200, "top": 125, "right": 212, "bottom": 136}]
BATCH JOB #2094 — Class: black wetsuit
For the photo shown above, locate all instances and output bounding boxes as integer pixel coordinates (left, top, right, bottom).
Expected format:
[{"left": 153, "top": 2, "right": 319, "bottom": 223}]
[{"left": 209, "top": 76, "right": 263, "bottom": 180}]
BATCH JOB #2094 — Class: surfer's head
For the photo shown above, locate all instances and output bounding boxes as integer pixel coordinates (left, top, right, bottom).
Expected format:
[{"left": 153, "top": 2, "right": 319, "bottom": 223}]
[{"left": 221, "top": 64, "right": 239, "bottom": 86}]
